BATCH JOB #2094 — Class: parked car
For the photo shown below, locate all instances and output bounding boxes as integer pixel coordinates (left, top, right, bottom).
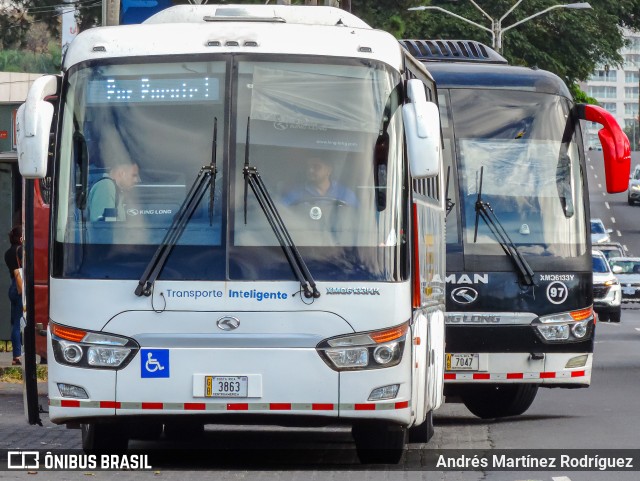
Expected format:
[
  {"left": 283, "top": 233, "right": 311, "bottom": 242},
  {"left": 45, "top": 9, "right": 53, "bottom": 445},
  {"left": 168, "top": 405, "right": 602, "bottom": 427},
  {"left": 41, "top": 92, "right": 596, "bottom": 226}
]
[
  {"left": 628, "top": 165, "right": 640, "bottom": 205},
  {"left": 593, "top": 242, "right": 628, "bottom": 262},
  {"left": 608, "top": 257, "right": 640, "bottom": 304},
  {"left": 590, "top": 218, "right": 612, "bottom": 244},
  {"left": 592, "top": 250, "right": 622, "bottom": 322}
]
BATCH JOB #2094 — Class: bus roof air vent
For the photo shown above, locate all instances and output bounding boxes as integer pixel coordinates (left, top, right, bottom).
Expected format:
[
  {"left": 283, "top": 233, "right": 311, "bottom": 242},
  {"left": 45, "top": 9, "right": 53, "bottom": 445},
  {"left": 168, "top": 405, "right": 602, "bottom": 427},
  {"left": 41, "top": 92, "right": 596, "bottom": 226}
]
[{"left": 399, "top": 40, "right": 508, "bottom": 64}]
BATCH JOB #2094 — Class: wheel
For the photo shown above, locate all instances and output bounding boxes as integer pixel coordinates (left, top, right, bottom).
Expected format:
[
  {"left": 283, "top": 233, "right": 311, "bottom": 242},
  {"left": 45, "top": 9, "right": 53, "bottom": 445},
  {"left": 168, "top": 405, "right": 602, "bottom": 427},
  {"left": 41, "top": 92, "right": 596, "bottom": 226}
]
[
  {"left": 628, "top": 197, "right": 635, "bottom": 206},
  {"left": 163, "top": 421, "right": 205, "bottom": 441},
  {"left": 352, "top": 422, "right": 407, "bottom": 464},
  {"left": 291, "top": 196, "right": 349, "bottom": 207},
  {"left": 609, "top": 309, "right": 621, "bottom": 323},
  {"left": 128, "top": 421, "right": 163, "bottom": 440},
  {"left": 598, "top": 311, "right": 610, "bottom": 322},
  {"left": 81, "top": 423, "right": 129, "bottom": 453},
  {"left": 461, "top": 384, "right": 539, "bottom": 419},
  {"left": 408, "top": 410, "right": 434, "bottom": 443}
]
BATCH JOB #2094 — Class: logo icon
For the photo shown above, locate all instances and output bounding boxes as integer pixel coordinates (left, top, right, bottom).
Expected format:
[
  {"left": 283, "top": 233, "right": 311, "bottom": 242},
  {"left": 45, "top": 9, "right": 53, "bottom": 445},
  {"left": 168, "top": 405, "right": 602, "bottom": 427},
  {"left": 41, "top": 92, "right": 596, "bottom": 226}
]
[
  {"left": 141, "top": 349, "right": 170, "bottom": 378},
  {"left": 451, "top": 287, "right": 479, "bottom": 305},
  {"left": 8, "top": 451, "right": 39, "bottom": 469},
  {"left": 127, "top": 209, "right": 139, "bottom": 216},
  {"left": 217, "top": 316, "right": 240, "bottom": 331},
  {"left": 309, "top": 206, "right": 322, "bottom": 220},
  {"left": 274, "top": 122, "right": 288, "bottom": 131}
]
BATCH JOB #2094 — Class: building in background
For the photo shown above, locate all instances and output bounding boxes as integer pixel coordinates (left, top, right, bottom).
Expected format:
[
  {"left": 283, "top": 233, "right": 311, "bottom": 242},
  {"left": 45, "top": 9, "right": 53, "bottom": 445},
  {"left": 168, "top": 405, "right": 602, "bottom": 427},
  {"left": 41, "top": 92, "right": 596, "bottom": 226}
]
[{"left": 582, "top": 29, "right": 640, "bottom": 151}]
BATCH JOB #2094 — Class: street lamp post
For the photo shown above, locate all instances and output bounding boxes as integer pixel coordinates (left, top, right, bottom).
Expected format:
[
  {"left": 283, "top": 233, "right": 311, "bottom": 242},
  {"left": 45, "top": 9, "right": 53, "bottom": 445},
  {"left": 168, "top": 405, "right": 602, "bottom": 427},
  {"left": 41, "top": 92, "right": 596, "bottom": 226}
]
[{"left": 408, "top": 2, "right": 592, "bottom": 54}]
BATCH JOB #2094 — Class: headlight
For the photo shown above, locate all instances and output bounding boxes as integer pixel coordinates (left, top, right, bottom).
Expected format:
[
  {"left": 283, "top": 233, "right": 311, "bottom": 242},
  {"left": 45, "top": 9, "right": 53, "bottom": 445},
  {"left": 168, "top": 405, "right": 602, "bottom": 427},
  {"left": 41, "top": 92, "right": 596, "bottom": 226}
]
[
  {"left": 604, "top": 279, "right": 618, "bottom": 286},
  {"left": 51, "top": 323, "right": 139, "bottom": 370},
  {"left": 317, "top": 322, "right": 408, "bottom": 371},
  {"left": 632, "top": 184, "right": 640, "bottom": 191},
  {"left": 534, "top": 307, "right": 594, "bottom": 343}
]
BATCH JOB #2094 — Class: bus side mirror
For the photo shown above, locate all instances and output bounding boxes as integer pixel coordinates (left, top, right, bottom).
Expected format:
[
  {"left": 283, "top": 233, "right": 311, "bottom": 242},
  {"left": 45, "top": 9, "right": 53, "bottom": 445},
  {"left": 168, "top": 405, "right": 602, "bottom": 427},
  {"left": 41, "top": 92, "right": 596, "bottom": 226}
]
[
  {"left": 577, "top": 104, "right": 630, "bottom": 193},
  {"left": 612, "top": 265, "right": 623, "bottom": 274},
  {"left": 403, "top": 78, "right": 440, "bottom": 179},
  {"left": 17, "top": 75, "right": 59, "bottom": 179}
]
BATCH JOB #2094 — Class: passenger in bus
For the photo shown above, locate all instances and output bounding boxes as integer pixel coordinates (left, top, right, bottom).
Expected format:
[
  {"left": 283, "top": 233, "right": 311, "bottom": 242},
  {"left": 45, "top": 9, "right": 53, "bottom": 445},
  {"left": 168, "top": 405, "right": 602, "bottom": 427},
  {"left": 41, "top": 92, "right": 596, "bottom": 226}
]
[
  {"left": 87, "top": 161, "right": 140, "bottom": 222},
  {"left": 4, "top": 225, "right": 22, "bottom": 365},
  {"left": 281, "top": 156, "right": 357, "bottom": 207}
]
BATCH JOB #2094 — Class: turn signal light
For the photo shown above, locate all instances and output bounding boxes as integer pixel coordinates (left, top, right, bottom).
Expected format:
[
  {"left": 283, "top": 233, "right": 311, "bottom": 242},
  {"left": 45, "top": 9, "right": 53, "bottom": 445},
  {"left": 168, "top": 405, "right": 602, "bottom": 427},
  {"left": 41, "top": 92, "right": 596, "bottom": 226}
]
[
  {"left": 570, "top": 307, "right": 593, "bottom": 322},
  {"left": 50, "top": 323, "right": 86, "bottom": 342},
  {"left": 369, "top": 323, "right": 409, "bottom": 344}
]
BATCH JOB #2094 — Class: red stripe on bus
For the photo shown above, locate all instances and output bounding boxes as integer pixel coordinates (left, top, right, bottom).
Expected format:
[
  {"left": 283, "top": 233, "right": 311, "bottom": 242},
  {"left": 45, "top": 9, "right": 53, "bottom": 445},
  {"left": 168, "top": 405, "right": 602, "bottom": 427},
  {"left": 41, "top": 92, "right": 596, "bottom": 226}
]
[
  {"left": 354, "top": 404, "right": 376, "bottom": 411},
  {"left": 571, "top": 370, "right": 586, "bottom": 377},
  {"left": 473, "top": 373, "right": 490, "bottom": 380},
  {"left": 227, "top": 403, "right": 248, "bottom": 411},
  {"left": 507, "top": 373, "right": 524, "bottom": 379},
  {"left": 269, "top": 403, "right": 291, "bottom": 411},
  {"left": 395, "top": 401, "right": 409, "bottom": 409},
  {"left": 184, "top": 403, "right": 206, "bottom": 410},
  {"left": 99, "top": 401, "right": 120, "bottom": 409},
  {"left": 540, "top": 372, "right": 556, "bottom": 379},
  {"left": 141, "top": 402, "right": 163, "bottom": 410},
  {"left": 61, "top": 400, "right": 80, "bottom": 408},
  {"left": 444, "top": 373, "right": 456, "bottom": 380},
  {"left": 312, "top": 403, "right": 334, "bottom": 411}
]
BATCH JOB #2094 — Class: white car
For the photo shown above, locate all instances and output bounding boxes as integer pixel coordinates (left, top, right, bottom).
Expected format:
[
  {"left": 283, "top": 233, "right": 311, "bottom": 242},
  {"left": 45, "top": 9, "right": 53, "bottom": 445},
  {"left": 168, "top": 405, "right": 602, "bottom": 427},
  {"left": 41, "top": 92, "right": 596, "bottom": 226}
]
[
  {"left": 590, "top": 218, "right": 612, "bottom": 244},
  {"left": 592, "top": 250, "right": 621, "bottom": 322},
  {"left": 609, "top": 257, "right": 640, "bottom": 305},
  {"left": 628, "top": 165, "right": 640, "bottom": 205}
]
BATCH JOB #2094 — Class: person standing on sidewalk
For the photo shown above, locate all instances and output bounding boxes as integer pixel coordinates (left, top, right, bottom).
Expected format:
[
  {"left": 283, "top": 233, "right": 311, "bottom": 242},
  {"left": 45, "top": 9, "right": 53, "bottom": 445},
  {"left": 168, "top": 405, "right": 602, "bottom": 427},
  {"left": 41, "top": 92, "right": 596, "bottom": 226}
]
[{"left": 4, "top": 225, "right": 23, "bottom": 365}]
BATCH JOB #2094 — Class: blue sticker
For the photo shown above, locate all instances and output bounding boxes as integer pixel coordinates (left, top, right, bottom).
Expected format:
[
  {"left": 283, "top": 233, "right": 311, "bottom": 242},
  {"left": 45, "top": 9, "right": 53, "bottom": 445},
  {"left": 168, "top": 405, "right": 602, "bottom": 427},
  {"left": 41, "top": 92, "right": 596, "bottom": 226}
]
[{"left": 141, "top": 349, "right": 170, "bottom": 378}]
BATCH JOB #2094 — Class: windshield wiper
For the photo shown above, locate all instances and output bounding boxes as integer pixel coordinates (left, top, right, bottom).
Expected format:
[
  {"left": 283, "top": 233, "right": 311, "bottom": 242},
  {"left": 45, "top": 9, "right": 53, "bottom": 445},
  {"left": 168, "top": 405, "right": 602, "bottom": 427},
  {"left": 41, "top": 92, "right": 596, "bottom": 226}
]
[
  {"left": 135, "top": 118, "right": 219, "bottom": 297},
  {"left": 473, "top": 166, "right": 535, "bottom": 287},
  {"left": 242, "top": 118, "right": 320, "bottom": 299}
]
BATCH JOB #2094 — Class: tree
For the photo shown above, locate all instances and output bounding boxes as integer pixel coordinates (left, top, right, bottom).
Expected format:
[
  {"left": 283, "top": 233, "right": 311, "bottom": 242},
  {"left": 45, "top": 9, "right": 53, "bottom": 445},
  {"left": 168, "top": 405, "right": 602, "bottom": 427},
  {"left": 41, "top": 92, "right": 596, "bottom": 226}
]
[{"left": 352, "top": 0, "right": 640, "bottom": 88}]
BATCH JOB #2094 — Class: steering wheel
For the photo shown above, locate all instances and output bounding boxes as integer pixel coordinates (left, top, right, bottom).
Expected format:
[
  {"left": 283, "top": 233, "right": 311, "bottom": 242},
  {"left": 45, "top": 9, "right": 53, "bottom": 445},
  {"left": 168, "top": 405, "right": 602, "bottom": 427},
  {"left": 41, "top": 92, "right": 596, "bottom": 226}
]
[{"left": 290, "top": 196, "right": 349, "bottom": 207}]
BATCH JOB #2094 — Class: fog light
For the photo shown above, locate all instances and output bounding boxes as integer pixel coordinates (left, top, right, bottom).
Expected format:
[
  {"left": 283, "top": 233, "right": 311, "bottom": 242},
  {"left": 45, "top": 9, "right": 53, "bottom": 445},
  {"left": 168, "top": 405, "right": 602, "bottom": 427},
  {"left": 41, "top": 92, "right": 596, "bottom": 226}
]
[
  {"left": 325, "top": 348, "right": 368, "bottom": 369},
  {"left": 537, "top": 324, "right": 570, "bottom": 341},
  {"left": 368, "top": 384, "right": 400, "bottom": 401},
  {"left": 61, "top": 342, "right": 83, "bottom": 364},
  {"left": 373, "top": 343, "right": 398, "bottom": 365},
  {"left": 571, "top": 320, "right": 589, "bottom": 339},
  {"left": 565, "top": 355, "right": 588, "bottom": 368},
  {"left": 87, "top": 346, "right": 132, "bottom": 367},
  {"left": 57, "top": 383, "right": 89, "bottom": 399}
]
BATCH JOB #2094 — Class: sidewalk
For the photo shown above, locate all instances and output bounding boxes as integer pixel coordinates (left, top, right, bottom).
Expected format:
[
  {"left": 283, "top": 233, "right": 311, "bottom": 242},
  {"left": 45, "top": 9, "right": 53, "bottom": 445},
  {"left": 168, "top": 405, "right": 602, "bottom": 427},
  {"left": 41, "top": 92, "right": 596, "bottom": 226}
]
[{"left": 0, "top": 350, "right": 45, "bottom": 370}]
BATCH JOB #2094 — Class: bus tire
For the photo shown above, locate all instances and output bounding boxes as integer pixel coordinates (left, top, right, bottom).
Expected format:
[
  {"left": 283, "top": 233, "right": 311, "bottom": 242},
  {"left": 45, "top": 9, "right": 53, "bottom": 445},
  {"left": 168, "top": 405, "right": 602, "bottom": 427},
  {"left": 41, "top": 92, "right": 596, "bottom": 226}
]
[
  {"left": 352, "top": 422, "right": 407, "bottom": 464},
  {"left": 163, "top": 421, "right": 205, "bottom": 440},
  {"left": 461, "top": 384, "right": 539, "bottom": 419},
  {"left": 81, "top": 423, "right": 129, "bottom": 453},
  {"left": 128, "top": 421, "right": 164, "bottom": 441},
  {"left": 609, "top": 309, "right": 621, "bottom": 323},
  {"left": 408, "top": 410, "right": 434, "bottom": 443}
]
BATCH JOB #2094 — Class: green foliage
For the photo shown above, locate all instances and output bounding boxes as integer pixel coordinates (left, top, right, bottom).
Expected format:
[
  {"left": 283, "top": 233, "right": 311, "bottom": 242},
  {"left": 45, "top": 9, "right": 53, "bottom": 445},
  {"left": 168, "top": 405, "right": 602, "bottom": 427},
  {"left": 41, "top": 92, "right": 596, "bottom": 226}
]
[
  {"left": 570, "top": 84, "right": 598, "bottom": 105},
  {"left": 352, "top": 0, "right": 640, "bottom": 94},
  {"left": 0, "top": 44, "right": 61, "bottom": 74}
]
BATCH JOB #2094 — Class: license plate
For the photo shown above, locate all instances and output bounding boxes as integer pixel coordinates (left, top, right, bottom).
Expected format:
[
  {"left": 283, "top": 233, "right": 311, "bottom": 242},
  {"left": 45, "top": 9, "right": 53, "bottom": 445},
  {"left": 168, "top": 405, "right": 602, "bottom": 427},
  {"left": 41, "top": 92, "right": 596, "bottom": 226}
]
[
  {"left": 204, "top": 376, "right": 248, "bottom": 398},
  {"left": 446, "top": 353, "right": 479, "bottom": 371},
  {"left": 623, "top": 287, "right": 636, "bottom": 295}
]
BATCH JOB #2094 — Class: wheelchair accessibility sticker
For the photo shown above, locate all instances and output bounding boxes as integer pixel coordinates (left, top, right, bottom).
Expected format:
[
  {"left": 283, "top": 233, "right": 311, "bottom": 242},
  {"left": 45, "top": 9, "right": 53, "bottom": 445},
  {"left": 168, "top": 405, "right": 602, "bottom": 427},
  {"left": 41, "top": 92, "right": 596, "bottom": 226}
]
[{"left": 141, "top": 349, "right": 170, "bottom": 378}]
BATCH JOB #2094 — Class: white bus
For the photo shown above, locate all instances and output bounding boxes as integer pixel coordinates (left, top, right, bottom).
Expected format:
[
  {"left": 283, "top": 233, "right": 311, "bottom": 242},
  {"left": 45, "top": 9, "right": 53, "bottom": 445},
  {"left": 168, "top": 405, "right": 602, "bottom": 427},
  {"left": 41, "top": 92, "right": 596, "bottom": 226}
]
[{"left": 18, "top": 5, "right": 446, "bottom": 463}]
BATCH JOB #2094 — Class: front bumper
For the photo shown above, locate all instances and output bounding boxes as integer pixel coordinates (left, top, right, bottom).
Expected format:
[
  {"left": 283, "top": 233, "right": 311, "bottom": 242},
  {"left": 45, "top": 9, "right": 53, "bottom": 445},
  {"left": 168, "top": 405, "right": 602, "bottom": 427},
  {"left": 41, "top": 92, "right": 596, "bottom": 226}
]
[
  {"left": 47, "top": 343, "right": 413, "bottom": 425},
  {"left": 593, "top": 284, "right": 621, "bottom": 308},
  {"left": 444, "top": 352, "right": 592, "bottom": 386}
]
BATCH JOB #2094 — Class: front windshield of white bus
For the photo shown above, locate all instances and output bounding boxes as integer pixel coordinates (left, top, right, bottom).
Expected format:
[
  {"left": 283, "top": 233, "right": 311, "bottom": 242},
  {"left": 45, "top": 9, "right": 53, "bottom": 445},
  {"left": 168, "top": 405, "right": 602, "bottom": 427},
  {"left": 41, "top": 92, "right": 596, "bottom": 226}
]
[
  {"left": 52, "top": 57, "right": 406, "bottom": 282},
  {"left": 443, "top": 89, "right": 587, "bottom": 264}
]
